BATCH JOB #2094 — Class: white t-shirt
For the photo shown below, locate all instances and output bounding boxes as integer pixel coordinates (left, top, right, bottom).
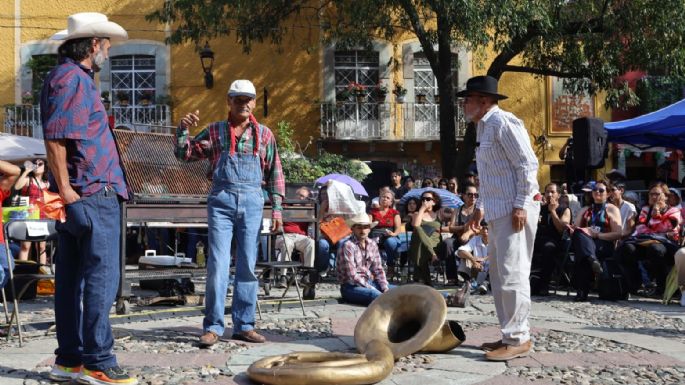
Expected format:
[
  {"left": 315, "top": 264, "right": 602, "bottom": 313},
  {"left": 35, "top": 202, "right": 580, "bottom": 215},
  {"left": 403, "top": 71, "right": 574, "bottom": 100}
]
[
  {"left": 619, "top": 200, "right": 637, "bottom": 232},
  {"left": 457, "top": 235, "right": 488, "bottom": 259}
]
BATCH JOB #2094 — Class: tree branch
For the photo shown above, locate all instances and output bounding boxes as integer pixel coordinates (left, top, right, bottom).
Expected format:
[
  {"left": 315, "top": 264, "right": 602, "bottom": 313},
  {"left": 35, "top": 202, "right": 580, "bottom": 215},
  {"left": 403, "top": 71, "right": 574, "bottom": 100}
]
[
  {"left": 500, "top": 65, "right": 584, "bottom": 79},
  {"left": 398, "top": 0, "right": 439, "bottom": 70}
]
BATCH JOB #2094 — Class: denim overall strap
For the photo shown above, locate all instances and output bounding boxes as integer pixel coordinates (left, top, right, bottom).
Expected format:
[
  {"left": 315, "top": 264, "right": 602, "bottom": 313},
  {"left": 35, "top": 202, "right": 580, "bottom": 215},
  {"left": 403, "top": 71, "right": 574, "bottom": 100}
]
[{"left": 204, "top": 124, "right": 266, "bottom": 335}]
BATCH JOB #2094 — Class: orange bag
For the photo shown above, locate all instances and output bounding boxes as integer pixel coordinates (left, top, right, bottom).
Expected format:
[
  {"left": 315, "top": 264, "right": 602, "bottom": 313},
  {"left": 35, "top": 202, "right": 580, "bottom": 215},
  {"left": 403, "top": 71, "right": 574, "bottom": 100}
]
[
  {"left": 36, "top": 190, "right": 66, "bottom": 222},
  {"left": 319, "top": 217, "right": 352, "bottom": 245}
]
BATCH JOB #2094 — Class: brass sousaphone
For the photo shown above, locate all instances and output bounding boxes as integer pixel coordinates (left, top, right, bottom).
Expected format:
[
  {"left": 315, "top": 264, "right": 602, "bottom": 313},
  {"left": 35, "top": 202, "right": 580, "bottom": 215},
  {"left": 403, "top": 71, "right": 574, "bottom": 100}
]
[{"left": 247, "top": 285, "right": 466, "bottom": 385}]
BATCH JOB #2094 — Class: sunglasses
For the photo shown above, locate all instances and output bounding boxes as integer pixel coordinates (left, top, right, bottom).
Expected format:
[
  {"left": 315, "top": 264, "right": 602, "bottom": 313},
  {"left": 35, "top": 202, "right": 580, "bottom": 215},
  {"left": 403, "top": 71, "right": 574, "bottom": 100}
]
[
  {"left": 466, "top": 193, "right": 479, "bottom": 198},
  {"left": 421, "top": 196, "right": 433, "bottom": 202},
  {"left": 592, "top": 188, "right": 606, "bottom": 193}
]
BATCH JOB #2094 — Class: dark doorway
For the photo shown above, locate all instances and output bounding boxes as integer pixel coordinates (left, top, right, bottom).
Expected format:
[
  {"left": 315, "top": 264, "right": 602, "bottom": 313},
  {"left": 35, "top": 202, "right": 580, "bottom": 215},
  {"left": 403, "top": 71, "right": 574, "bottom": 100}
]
[{"left": 363, "top": 161, "right": 398, "bottom": 198}]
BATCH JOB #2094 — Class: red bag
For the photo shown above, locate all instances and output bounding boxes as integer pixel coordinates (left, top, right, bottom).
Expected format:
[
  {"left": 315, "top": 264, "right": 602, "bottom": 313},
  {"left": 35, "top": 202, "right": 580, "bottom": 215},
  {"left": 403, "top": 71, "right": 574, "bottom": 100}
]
[
  {"left": 36, "top": 190, "right": 66, "bottom": 222},
  {"left": 319, "top": 217, "right": 352, "bottom": 245}
]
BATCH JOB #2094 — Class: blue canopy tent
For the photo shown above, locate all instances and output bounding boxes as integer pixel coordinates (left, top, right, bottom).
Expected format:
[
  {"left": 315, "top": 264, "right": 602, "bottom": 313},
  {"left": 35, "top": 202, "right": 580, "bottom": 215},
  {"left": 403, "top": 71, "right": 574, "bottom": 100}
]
[{"left": 605, "top": 99, "right": 685, "bottom": 149}]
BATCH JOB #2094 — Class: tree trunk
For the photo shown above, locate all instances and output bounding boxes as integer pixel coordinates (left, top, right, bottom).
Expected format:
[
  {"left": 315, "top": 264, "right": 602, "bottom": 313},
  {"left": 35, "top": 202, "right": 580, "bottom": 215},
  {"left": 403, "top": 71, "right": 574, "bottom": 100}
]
[{"left": 435, "top": 14, "right": 457, "bottom": 178}]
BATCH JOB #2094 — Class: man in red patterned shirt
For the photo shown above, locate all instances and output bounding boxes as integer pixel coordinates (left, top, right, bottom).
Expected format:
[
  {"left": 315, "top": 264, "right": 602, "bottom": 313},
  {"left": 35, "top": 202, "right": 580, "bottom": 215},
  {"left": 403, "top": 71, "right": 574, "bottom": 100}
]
[
  {"left": 336, "top": 213, "right": 393, "bottom": 306},
  {"left": 177, "top": 79, "right": 285, "bottom": 346}
]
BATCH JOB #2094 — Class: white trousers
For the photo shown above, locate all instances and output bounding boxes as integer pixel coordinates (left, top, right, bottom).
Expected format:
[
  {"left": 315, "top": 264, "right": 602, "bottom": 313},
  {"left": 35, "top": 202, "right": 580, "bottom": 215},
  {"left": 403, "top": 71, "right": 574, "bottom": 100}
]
[
  {"left": 488, "top": 203, "right": 539, "bottom": 345},
  {"left": 275, "top": 233, "right": 315, "bottom": 275}
]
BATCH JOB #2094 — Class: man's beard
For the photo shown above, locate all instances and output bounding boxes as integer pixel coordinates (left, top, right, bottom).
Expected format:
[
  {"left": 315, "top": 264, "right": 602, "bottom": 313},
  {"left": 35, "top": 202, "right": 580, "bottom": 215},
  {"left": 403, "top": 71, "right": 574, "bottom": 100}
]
[{"left": 92, "top": 50, "right": 107, "bottom": 72}]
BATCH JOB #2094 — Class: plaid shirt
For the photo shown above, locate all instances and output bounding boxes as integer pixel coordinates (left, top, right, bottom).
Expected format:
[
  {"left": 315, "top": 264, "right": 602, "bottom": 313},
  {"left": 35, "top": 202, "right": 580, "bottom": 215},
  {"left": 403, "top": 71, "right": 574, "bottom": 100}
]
[
  {"left": 175, "top": 116, "right": 285, "bottom": 218},
  {"left": 337, "top": 234, "right": 388, "bottom": 290},
  {"left": 40, "top": 57, "right": 128, "bottom": 199}
]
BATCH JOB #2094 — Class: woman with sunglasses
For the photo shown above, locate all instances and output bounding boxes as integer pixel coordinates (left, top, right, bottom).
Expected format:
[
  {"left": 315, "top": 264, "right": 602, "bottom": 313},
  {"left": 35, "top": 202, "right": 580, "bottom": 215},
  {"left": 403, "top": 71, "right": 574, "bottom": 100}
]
[
  {"left": 568, "top": 180, "right": 622, "bottom": 301},
  {"left": 408, "top": 191, "right": 442, "bottom": 285},
  {"left": 617, "top": 181, "right": 681, "bottom": 296},
  {"left": 13, "top": 159, "right": 50, "bottom": 264},
  {"left": 439, "top": 183, "right": 479, "bottom": 285}
]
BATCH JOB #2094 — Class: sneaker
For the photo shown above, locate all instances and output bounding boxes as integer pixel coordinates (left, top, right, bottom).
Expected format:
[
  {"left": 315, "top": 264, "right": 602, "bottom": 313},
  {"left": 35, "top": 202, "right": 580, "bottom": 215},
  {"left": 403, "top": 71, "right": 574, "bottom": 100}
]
[
  {"left": 78, "top": 366, "right": 138, "bottom": 385},
  {"left": 477, "top": 283, "right": 488, "bottom": 295},
  {"left": 275, "top": 275, "right": 288, "bottom": 289},
  {"left": 49, "top": 364, "right": 81, "bottom": 382},
  {"left": 591, "top": 259, "right": 603, "bottom": 275}
]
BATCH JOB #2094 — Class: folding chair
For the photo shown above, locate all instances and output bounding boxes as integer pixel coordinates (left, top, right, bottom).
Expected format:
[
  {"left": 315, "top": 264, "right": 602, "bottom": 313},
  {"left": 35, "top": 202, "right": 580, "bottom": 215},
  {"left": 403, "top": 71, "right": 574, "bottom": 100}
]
[{"left": 1, "top": 219, "right": 58, "bottom": 346}]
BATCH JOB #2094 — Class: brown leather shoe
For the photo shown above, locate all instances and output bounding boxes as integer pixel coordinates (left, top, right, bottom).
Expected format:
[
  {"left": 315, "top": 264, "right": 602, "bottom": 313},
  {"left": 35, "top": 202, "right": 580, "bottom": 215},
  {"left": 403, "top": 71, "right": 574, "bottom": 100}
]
[
  {"left": 485, "top": 340, "right": 532, "bottom": 361},
  {"left": 480, "top": 339, "right": 505, "bottom": 351},
  {"left": 199, "top": 331, "right": 219, "bottom": 347},
  {"left": 232, "top": 330, "right": 266, "bottom": 343}
]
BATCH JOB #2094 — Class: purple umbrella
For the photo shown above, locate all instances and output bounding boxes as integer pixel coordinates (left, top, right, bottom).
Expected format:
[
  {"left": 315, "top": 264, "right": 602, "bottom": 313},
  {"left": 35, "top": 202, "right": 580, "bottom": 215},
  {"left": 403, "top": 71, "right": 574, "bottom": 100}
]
[{"left": 315, "top": 173, "right": 368, "bottom": 196}]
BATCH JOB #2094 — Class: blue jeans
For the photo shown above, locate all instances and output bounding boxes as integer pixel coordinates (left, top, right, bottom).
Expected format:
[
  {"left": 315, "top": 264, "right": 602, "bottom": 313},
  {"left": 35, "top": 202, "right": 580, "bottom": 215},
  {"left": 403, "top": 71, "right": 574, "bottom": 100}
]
[
  {"left": 53, "top": 187, "right": 121, "bottom": 370},
  {"left": 383, "top": 236, "right": 401, "bottom": 265},
  {"left": 340, "top": 281, "right": 395, "bottom": 306},
  {"left": 316, "top": 238, "right": 335, "bottom": 272},
  {"left": 204, "top": 188, "right": 263, "bottom": 335},
  {"left": 0, "top": 245, "right": 14, "bottom": 289}
]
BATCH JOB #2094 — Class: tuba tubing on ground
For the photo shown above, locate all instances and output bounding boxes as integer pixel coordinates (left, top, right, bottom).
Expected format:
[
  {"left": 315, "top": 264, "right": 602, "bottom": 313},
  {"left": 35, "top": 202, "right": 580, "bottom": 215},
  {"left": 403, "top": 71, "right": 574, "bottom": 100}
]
[{"left": 247, "top": 285, "right": 466, "bottom": 385}]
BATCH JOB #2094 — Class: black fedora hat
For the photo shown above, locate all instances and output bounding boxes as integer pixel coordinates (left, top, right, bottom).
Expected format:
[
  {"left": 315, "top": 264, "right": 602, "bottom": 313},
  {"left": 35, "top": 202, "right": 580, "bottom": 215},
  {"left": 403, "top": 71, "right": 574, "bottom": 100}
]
[{"left": 456, "top": 75, "right": 508, "bottom": 100}]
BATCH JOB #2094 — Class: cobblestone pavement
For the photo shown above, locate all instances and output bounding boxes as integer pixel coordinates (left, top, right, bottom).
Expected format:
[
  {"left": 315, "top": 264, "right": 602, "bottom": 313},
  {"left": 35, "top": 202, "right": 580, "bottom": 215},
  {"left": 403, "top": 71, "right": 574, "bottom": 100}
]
[{"left": 0, "top": 282, "right": 683, "bottom": 385}]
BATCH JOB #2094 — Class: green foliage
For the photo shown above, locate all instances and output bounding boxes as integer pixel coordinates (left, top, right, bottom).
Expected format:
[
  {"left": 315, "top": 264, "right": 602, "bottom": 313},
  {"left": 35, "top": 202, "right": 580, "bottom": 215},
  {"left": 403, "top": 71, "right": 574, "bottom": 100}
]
[
  {"left": 26, "top": 55, "right": 57, "bottom": 101},
  {"left": 275, "top": 120, "right": 367, "bottom": 183},
  {"left": 635, "top": 76, "right": 685, "bottom": 114}
]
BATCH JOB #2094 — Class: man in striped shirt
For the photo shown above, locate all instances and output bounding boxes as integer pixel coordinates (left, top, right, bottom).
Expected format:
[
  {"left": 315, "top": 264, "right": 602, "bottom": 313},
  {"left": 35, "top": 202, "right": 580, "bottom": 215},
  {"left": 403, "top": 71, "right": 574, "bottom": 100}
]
[
  {"left": 458, "top": 76, "right": 540, "bottom": 361},
  {"left": 176, "top": 79, "right": 285, "bottom": 346}
]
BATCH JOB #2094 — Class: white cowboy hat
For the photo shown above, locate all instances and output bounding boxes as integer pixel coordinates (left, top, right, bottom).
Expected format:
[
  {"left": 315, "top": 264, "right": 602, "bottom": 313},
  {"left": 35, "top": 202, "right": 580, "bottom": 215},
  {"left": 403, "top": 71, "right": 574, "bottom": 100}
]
[
  {"left": 51, "top": 12, "right": 128, "bottom": 41},
  {"left": 345, "top": 213, "right": 376, "bottom": 229}
]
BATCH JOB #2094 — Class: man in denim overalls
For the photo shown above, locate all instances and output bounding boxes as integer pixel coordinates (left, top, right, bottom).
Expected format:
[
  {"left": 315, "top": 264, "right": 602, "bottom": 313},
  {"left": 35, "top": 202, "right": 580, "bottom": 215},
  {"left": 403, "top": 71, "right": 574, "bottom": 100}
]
[{"left": 176, "top": 80, "right": 285, "bottom": 346}]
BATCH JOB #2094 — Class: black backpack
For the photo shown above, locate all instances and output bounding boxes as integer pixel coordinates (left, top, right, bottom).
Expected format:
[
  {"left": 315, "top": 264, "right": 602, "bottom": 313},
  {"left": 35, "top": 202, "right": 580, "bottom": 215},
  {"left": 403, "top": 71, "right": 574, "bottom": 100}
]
[{"left": 598, "top": 258, "right": 628, "bottom": 301}]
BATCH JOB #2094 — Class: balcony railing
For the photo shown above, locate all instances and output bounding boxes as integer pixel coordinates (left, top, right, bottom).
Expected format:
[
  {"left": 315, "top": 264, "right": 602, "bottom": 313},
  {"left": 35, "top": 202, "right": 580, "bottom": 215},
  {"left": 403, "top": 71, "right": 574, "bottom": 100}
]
[
  {"left": 320, "top": 102, "right": 466, "bottom": 141},
  {"left": 2, "top": 104, "right": 173, "bottom": 138}
]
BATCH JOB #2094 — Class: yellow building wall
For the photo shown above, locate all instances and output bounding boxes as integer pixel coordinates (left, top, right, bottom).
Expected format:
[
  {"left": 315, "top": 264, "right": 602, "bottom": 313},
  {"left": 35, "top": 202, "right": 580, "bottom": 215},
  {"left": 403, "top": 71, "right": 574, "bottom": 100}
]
[
  {"left": 1, "top": 1, "right": 613, "bottom": 185},
  {"left": 0, "top": 0, "right": 322, "bottom": 150}
]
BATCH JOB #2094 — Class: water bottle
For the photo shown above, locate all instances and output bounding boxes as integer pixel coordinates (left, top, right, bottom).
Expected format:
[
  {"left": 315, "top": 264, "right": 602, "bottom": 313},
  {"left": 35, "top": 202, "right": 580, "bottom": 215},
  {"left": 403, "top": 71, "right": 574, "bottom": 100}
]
[{"left": 196, "top": 241, "right": 206, "bottom": 268}]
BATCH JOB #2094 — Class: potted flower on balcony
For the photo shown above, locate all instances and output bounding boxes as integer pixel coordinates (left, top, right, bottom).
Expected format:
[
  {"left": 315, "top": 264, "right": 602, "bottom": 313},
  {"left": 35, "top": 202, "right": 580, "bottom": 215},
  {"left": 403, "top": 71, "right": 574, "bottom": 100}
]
[
  {"left": 336, "top": 88, "right": 352, "bottom": 106},
  {"left": 433, "top": 93, "right": 441, "bottom": 104},
  {"left": 373, "top": 84, "right": 388, "bottom": 102},
  {"left": 140, "top": 91, "right": 154, "bottom": 106},
  {"left": 348, "top": 82, "right": 366, "bottom": 103},
  {"left": 116, "top": 91, "right": 130, "bottom": 107},
  {"left": 393, "top": 83, "right": 407, "bottom": 103},
  {"left": 415, "top": 93, "right": 427, "bottom": 104},
  {"left": 21, "top": 91, "right": 34, "bottom": 106}
]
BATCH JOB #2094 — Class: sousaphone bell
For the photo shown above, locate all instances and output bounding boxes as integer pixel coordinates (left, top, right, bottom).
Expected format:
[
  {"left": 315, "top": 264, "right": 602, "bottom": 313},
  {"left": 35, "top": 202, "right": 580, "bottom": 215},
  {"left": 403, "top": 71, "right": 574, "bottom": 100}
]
[{"left": 248, "top": 285, "right": 466, "bottom": 385}]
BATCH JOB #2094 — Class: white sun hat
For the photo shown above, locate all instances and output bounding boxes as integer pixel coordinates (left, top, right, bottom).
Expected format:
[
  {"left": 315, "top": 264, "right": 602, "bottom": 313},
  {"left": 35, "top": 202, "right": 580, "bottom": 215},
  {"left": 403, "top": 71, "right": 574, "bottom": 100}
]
[
  {"left": 227, "top": 80, "right": 257, "bottom": 98},
  {"left": 51, "top": 12, "right": 128, "bottom": 41},
  {"left": 345, "top": 213, "right": 376, "bottom": 229}
]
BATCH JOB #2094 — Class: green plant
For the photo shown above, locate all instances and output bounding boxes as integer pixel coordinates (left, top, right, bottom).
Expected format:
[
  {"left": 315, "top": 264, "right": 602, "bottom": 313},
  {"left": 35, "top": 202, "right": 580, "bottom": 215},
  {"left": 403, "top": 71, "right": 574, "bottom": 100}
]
[
  {"left": 336, "top": 88, "right": 352, "bottom": 102},
  {"left": 635, "top": 76, "right": 685, "bottom": 114},
  {"left": 101, "top": 91, "right": 110, "bottom": 101},
  {"left": 116, "top": 91, "right": 130, "bottom": 101},
  {"left": 393, "top": 83, "right": 407, "bottom": 97},
  {"left": 347, "top": 82, "right": 366, "bottom": 95},
  {"left": 276, "top": 120, "right": 368, "bottom": 183},
  {"left": 26, "top": 55, "right": 57, "bottom": 101},
  {"left": 21, "top": 91, "right": 33, "bottom": 104}
]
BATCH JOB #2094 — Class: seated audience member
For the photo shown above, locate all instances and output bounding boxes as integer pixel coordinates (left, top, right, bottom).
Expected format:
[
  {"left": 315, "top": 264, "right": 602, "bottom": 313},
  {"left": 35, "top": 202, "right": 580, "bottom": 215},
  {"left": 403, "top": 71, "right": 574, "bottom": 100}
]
[
  {"left": 609, "top": 182, "right": 637, "bottom": 238},
  {"left": 274, "top": 187, "right": 315, "bottom": 286},
  {"left": 569, "top": 180, "right": 622, "bottom": 301},
  {"left": 336, "top": 213, "right": 392, "bottom": 306},
  {"left": 0, "top": 160, "right": 21, "bottom": 289},
  {"left": 437, "top": 178, "right": 449, "bottom": 190},
  {"left": 316, "top": 186, "right": 347, "bottom": 276},
  {"left": 456, "top": 221, "right": 490, "bottom": 294},
  {"left": 402, "top": 197, "right": 420, "bottom": 232},
  {"left": 409, "top": 190, "right": 442, "bottom": 286},
  {"left": 438, "top": 183, "right": 478, "bottom": 285},
  {"left": 402, "top": 175, "right": 415, "bottom": 192},
  {"left": 369, "top": 190, "right": 402, "bottom": 277},
  {"left": 421, "top": 177, "right": 435, "bottom": 188},
  {"left": 447, "top": 177, "right": 459, "bottom": 195},
  {"left": 617, "top": 182, "right": 681, "bottom": 295},
  {"left": 673, "top": 248, "right": 685, "bottom": 306},
  {"left": 530, "top": 183, "right": 572, "bottom": 296},
  {"left": 389, "top": 170, "right": 406, "bottom": 200}
]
